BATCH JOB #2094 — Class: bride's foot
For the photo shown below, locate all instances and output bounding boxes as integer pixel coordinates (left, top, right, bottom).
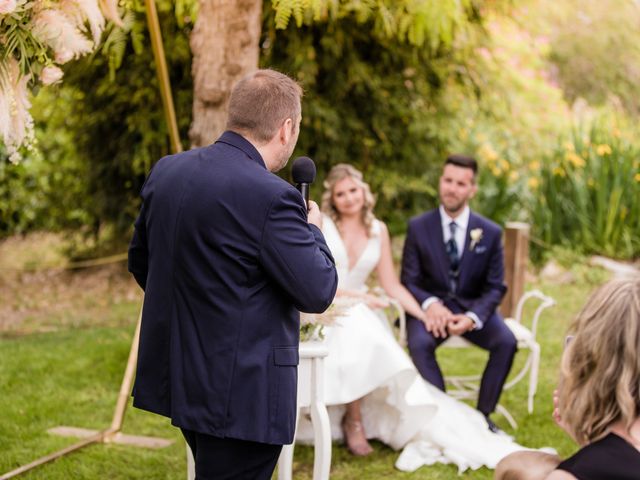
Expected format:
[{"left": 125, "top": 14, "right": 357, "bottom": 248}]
[{"left": 341, "top": 416, "right": 374, "bottom": 456}]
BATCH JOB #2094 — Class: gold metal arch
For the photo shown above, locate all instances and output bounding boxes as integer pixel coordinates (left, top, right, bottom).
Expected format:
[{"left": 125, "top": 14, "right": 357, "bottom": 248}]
[{"left": 0, "top": 2, "right": 181, "bottom": 477}]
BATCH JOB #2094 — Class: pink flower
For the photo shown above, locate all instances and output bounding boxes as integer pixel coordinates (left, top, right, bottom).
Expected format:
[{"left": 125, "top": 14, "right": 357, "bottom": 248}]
[
  {"left": 0, "top": 0, "right": 17, "bottom": 15},
  {"left": 40, "top": 65, "right": 64, "bottom": 85},
  {"left": 54, "top": 48, "right": 74, "bottom": 64}
]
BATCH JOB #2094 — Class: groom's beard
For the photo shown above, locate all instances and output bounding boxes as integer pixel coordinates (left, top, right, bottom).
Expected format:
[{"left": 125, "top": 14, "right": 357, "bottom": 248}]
[{"left": 440, "top": 195, "right": 466, "bottom": 215}]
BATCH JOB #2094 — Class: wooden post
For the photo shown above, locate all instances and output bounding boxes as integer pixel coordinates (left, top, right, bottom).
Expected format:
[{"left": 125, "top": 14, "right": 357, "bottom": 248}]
[{"left": 501, "top": 222, "right": 530, "bottom": 318}]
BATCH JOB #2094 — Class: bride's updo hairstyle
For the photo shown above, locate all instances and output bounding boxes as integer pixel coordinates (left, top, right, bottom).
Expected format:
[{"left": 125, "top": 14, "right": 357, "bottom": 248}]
[
  {"left": 321, "top": 163, "right": 376, "bottom": 235},
  {"left": 558, "top": 277, "right": 640, "bottom": 445}
]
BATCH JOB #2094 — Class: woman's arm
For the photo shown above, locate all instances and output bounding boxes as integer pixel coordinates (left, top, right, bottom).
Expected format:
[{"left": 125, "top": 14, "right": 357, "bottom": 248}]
[
  {"left": 376, "top": 222, "right": 426, "bottom": 320},
  {"left": 545, "top": 470, "right": 576, "bottom": 480},
  {"left": 335, "top": 288, "right": 390, "bottom": 309}
]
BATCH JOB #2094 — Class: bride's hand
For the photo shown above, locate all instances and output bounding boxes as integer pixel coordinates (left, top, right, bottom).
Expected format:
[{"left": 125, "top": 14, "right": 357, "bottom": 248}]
[{"left": 363, "top": 294, "right": 390, "bottom": 309}]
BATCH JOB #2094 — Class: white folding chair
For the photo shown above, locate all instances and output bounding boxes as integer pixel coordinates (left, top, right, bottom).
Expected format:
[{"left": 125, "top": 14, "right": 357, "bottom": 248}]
[{"left": 440, "top": 290, "right": 555, "bottom": 428}]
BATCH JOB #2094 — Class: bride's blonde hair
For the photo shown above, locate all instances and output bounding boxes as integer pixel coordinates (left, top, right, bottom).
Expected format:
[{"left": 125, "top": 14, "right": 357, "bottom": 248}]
[
  {"left": 321, "top": 163, "right": 376, "bottom": 235},
  {"left": 558, "top": 277, "right": 640, "bottom": 445}
]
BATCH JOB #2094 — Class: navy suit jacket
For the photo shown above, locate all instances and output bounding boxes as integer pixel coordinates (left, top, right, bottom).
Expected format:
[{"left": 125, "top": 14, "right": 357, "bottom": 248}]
[
  {"left": 401, "top": 208, "right": 506, "bottom": 326},
  {"left": 128, "top": 131, "right": 338, "bottom": 445}
]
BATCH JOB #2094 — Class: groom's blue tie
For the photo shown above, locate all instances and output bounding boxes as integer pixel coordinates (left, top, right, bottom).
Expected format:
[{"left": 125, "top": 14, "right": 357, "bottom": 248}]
[{"left": 446, "top": 221, "right": 460, "bottom": 292}]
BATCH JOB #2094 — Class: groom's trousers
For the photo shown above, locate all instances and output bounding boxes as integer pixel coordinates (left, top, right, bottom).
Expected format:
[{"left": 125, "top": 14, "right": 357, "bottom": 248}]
[
  {"left": 406, "top": 312, "right": 517, "bottom": 416},
  {"left": 182, "top": 428, "right": 282, "bottom": 480}
]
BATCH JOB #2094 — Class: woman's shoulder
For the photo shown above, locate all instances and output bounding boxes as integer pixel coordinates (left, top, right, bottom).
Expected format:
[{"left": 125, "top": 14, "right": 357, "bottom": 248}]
[
  {"left": 371, "top": 217, "right": 387, "bottom": 236},
  {"left": 556, "top": 433, "right": 640, "bottom": 479}
]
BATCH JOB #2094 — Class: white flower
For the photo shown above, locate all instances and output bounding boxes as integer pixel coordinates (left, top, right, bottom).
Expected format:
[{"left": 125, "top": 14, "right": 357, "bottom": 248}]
[
  {"left": 60, "top": 0, "right": 105, "bottom": 44},
  {"left": 31, "top": 8, "right": 94, "bottom": 59},
  {"left": 40, "top": 65, "right": 64, "bottom": 85},
  {"left": 54, "top": 48, "right": 74, "bottom": 64},
  {"left": 0, "top": 0, "right": 17, "bottom": 15},
  {"left": 0, "top": 58, "right": 33, "bottom": 157},
  {"left": 469, "top": 228, "right": 483, "bottom": 251}
]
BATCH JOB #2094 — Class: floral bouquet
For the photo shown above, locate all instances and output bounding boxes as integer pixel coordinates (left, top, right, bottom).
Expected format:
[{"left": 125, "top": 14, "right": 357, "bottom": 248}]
[
  {"left": 299, "top": 296, "right": 359, "bottom": 342},
  {"left": 0, "top": 0, "right": 123, "bottom": 161}
]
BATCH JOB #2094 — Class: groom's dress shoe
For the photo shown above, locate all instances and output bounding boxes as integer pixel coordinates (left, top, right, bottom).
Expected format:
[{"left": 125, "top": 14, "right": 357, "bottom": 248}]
[
  {"left": 485, "top": 415, "right": 499, "bottom": 433},
  {"left": 484, "top": 415, "right": 513, "bottom": 439}
]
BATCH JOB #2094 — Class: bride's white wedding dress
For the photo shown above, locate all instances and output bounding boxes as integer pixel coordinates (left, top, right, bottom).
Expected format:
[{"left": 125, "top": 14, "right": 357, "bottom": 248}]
[{"left": 296, "top": 216, "right": 531, "bottom": 472}]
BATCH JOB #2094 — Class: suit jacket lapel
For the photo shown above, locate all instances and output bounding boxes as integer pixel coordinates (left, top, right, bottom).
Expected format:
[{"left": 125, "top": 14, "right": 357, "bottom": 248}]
[
  {"left": 457, "top": 212, "right": 479, "bottom": 286},
  {"left": 429, "top": 210, "right": 450, "bottom": 282}
]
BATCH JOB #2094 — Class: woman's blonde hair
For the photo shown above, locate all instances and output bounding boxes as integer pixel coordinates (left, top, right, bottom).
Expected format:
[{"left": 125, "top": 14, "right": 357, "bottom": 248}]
[
  {"left": 321, "top": 164, "right": 376, "bottom": 235},
  {"left": 559, "top": 276, "right": 640, "bottom": 445}
]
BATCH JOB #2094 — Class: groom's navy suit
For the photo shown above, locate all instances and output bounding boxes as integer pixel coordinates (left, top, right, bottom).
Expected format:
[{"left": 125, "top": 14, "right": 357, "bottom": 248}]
[
  {"left": 128, "top": 131, "right": 338, "bottom": 456},
  {"left": 401, "top": 208, "right": 516, "bottom": 416}
]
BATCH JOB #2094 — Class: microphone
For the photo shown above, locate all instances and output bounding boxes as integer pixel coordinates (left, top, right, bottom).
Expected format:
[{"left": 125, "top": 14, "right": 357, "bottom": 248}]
[{"left": 291, "top": 156, "right": 316, "bottom": 211}]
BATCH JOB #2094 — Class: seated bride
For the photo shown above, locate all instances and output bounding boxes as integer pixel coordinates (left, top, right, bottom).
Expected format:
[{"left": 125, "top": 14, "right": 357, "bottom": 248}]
[{"left": 297, "top": 163, "right": 537, "bottom": 472}]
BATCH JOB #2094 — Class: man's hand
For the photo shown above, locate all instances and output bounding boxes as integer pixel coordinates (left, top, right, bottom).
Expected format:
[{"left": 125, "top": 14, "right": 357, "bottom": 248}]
[
  {"left": 552, "top": 388, "right": 570, "bottom": 433},
  {"left": 424, "top": 302, "right": 452, "bottom": 338},
  {"left": 307, "top": 201, "right": 322, "bottom": 228},
  {"left": 447, "top": 314, "right": 475, "bottom": 336}
]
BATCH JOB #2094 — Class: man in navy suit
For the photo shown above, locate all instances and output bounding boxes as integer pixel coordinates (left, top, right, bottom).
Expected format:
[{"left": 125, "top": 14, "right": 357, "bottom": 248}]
[
  {"left": 401, "top": 154, "right": 517, "bottom": 433},
  {"left": 128, "top": 69, "right": 338, "bottom": 479}
]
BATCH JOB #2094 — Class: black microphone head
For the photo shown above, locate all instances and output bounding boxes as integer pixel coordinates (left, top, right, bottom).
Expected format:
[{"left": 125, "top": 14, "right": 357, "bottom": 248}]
[{"left": 292, "top": 156, "right": 316, "bottom": 184}]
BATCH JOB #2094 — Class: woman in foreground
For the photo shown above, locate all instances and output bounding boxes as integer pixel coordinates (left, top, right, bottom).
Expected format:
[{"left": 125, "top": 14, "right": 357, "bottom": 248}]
[{"left": 546, "top": 277, "right": 640, "bottom": 479}]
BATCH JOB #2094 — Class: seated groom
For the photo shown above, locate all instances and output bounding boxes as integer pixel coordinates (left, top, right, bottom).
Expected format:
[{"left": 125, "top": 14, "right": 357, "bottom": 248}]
[{"left": 400, "top": 154, "right": 517, "bottom": 433}]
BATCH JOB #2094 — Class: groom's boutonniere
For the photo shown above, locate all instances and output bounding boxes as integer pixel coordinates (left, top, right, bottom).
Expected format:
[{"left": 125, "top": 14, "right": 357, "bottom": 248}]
[{"left": 469, "top": 228, "right": 483, "bottom": 251}]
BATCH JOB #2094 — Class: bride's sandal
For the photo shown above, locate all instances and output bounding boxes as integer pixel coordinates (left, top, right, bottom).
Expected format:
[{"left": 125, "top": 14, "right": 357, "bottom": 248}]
[{"left": 341, "top": 416, "right": 374, "bottom": 456}]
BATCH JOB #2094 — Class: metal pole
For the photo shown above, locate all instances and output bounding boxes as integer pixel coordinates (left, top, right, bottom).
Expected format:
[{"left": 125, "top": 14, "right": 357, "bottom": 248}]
[{"left": 145, "top": 0, "right": 183, "bottom": 154}]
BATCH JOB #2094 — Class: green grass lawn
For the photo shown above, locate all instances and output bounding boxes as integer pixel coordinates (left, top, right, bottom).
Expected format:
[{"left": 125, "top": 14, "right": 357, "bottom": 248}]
[{"left": 0, "top": 263, "right": 609, "bottom": 479}]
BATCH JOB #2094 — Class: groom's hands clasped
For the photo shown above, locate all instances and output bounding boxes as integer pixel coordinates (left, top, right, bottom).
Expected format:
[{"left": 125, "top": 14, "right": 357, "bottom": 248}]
[
  {"left": 447, "top": 314, "right": 475, "bottom": 336},
  {"left": 424, "top": 302, "right": 452, "bottom": 338},
  {"left": 423, "top": 304, "right": 476, "bottom": 338}
]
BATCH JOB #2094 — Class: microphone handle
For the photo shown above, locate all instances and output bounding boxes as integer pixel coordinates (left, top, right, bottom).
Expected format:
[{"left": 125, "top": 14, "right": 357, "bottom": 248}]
[{"left": 297, "top": 183, "right": 310, "bottom": 211}]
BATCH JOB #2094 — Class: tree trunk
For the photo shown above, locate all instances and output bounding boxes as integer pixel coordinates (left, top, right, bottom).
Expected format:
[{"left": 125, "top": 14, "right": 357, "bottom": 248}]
[{"left": 189, "top": 0, "right": 262, "bottom": 148}]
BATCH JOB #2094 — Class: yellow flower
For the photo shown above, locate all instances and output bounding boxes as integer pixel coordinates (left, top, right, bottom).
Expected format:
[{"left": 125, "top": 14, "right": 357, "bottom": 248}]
[
  {"left": 565, "top": 152, "right": 586, "bottom": 168},
  {"left": 491, "top": 166, "right": 502, "bottom": 176},
  {"left": 528, "top": 177, "right": 539, "bottom": 189},
  {"left": 528, "top": 160, "right": 541, "bottom": 171},
  {"left": 499, "top": 158, "right": 510, "bottom": 171},
  {"left": 509, "top": 171, "right": 519, "bottom": 181},
  {"left": 553, "top": 166, "right": 566, "bottom": 177},
  {"left": 596, "top": 144, "right": 612, "bottom": 156},
  {"left": 564, "top": 141, "right": 575, "bottom": 152},
  {"left": 635, "top": 173, "right": 640, "bottom": 183},
  {"left": 478, "top": 142, "right": 498, "bottom": 162}
]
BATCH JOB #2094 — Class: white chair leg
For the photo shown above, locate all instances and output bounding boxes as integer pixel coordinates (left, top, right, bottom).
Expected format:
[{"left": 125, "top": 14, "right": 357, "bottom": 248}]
[
  {"left": 528, "top": 343, "right": 541, "bottom": 414},
  {"left": 309, "top": 357, "right": 331, "bottom": 480},
  {"left": 186, "top": 443, "right": 195, "bottom": 480},
  {"left": 496, "top": 404, "right": 518, "bottom": 430},
  {"left": 277, "top": 443, "right": 295, "bottom": 480}
]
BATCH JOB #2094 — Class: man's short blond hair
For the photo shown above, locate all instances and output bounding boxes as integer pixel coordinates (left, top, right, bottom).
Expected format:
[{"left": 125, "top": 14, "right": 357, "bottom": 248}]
[{"left": 226, "top": 69, "right": 303, "bottom": 144}]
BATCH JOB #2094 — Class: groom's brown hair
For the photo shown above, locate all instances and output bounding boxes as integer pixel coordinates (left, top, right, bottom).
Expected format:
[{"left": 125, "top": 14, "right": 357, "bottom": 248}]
[{"left": 445, "top": 154, "right": 478, "bottom": 177}]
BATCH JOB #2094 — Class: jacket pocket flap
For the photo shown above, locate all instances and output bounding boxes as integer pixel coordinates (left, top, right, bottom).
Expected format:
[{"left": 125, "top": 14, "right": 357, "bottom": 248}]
[{"left": 274, "top": 346, "right": 299, "bottom": 366}]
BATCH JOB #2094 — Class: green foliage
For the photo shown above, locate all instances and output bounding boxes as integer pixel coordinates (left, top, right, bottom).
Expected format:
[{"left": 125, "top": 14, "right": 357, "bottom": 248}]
[
  {"left": 544, "top": 0, "right": 640, "bottom": 116},
  {"left": 0, "top": 88, "right": 93, "bottom": 235},
  {"left": 37, "top": 0, "right": 194, "bottom": 236},
  {"left": 271, "top": 0, "right": 480, "bottom": 51},
  {"left": 262, "top": 6, "right": 489, "bottom": 233},
  {"left": 0, "top": 3, "right": 50, "bottom": 81},
  {"left": 530, "top": 116, "right": 640, "bottom": 260}
]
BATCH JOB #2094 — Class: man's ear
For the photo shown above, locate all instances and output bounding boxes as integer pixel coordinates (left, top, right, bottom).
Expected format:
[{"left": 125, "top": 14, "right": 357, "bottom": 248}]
[
  {"left": 469, "top": 182, "right": 478, "bottom": 199},
  {"left": 280, "top": 118, "right": 293, "bottom": 145}
]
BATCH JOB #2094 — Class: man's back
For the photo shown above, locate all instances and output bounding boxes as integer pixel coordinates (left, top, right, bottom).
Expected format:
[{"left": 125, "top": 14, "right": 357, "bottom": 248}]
[{"left": 129, "top": 131, "right": 338, "bottom": 444}]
